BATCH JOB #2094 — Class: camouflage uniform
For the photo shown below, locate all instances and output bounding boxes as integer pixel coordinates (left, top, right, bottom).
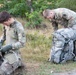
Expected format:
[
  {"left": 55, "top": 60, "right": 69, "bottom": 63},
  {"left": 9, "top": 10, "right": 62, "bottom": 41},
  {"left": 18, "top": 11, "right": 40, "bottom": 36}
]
[
  {"left": 50, "top": 28, "right": 76, "bottom": 63},
  {"left": 0, "top": 20, "right": 26, "bottom": 74},
  {"left": 49, "top": 8, "right": 76, "bottom": 63},
  {"left": 51, "top": 8, "right": 76, "bottom": 30},
  {"left": 1, "top": 20, "right": 25, "bottom": 51}
]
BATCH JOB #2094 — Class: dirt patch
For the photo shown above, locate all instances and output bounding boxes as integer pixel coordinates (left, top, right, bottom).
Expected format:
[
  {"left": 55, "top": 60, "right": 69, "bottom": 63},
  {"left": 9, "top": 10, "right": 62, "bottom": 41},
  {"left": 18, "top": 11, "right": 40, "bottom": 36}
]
[{"left": 25, "top": 62, "right": 40, "bottom": 75}]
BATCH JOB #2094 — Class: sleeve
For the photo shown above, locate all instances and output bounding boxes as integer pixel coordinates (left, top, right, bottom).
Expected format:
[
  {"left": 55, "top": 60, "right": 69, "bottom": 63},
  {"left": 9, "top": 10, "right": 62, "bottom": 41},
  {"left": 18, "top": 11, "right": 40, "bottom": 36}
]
[
  {"left": 12, "top": 24, "right": 26, "bottom": 49},
  {"left": 57, "top": 9, "right": 69, "bottom": 28},
  {"left": 51, "top": 20, "right": 58, "bottom": 31},
  {"left": 60, "top": 18, "right": 68, "bottom": 28},
  {"left": 62, "top": 14, "right": 69, "bottom": 20},
  {"left": 59, "top": 12, "right": 69, "bottom": 28},
  {"left": 62, "top": 11, "right": 71, "bottom": 20}
]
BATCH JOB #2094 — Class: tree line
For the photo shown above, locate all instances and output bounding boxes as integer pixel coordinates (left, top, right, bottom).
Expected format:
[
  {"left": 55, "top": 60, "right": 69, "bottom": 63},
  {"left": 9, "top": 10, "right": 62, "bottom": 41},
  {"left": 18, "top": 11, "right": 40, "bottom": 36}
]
[{"left": 0, "top": 0, "right": 76, "bottom": 28}]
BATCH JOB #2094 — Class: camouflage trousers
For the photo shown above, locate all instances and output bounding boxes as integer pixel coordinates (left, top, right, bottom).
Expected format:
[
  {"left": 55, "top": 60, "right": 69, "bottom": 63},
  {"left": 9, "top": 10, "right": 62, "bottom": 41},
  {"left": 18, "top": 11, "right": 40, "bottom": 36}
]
[
  {"left": 0, "top": 51, "right": 22, "bottom": 75},
  {"left": 49, "top": 28, "right": 76, "bottom": 64}
]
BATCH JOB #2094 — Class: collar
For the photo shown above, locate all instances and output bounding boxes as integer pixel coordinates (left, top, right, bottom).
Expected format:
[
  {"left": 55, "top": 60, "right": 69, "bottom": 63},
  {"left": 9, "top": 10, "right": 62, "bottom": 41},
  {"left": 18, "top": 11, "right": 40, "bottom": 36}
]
[{"left": 10, "top": 20, "right": 17, "bottom": 28}]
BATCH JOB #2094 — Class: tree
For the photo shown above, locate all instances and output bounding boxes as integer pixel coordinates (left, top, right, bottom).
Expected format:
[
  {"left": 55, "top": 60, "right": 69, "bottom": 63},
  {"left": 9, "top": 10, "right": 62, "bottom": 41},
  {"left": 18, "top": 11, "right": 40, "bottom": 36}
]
[
  {"left": 0, "top": 0, "right": 59, "bottom": 28},
  {"left": 27, "top": 0, "right": 33, "bottom": 13}
]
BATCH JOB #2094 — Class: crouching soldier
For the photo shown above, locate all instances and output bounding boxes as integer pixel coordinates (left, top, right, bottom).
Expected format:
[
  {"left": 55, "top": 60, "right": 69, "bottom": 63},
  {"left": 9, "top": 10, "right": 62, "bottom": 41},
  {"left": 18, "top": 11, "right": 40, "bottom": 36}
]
[
  {"left": 50, "top": 28, "right": 76, "bottom": 64},
  {"left": 42, "top": 8, "right": 76, "bottom": 64},
  {"left": 0, "top": 11, "right": 26, "bottom": 74},
  {"left": 43, "top": 8, "right": 76, "bottom": 31}
]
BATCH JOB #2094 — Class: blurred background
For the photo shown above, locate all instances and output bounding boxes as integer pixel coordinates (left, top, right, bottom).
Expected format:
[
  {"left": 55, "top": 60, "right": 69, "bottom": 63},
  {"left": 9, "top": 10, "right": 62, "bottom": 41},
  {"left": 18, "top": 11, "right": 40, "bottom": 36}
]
[{"left": 0, "top": 0, "right": 76, "bottom": 75}]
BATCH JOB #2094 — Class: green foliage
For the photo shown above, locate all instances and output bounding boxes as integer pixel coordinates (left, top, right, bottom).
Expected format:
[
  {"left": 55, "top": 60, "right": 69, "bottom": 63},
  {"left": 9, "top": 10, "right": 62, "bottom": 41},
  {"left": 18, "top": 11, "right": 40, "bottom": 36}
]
[
  {"left": 9, "top": 3, "right": 30, "bottom": 17},
  {"left": 56, "top": 0, "right": 76, "bottom": 11},
  {"left": 0, "top": 0, "right": 3, "bottom": 3},
  {"left": 32, "top": 0, "right": 56, "bottom": 12},
  {"left": 0, "top": 0, "right": 57, "bottom": 16},
  {"left": 25, "top": 11, "right": 42, "bottom": 28},
  {"left": 0, "top": 0, "right": 17, "bottom": 11},
  {"left": 0, "top": 0, "right": 64, "bottom": 28},
  {"left": 0, "top": 0, "right": 30, "bottom": 17}
]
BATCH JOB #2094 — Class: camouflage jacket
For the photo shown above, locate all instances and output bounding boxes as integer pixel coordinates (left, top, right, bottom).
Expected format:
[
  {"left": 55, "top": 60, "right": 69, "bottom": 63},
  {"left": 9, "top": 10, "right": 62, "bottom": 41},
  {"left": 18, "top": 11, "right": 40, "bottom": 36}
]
[
  {"left": 51, "top": 8, "right": 76, "bottom": 30},
  {"left": 0, "top": 20, "right": 26, "bottom": 50}
]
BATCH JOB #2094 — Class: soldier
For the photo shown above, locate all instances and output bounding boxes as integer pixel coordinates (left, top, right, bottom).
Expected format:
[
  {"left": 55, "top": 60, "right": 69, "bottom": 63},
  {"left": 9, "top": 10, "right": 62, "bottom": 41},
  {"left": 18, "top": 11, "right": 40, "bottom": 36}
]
[
  {"left": 43, "top": 8, "right": 76, "bottom": 31},
  {"left": 0, "top": 11, "right": 26, "bottom": 74},
  {"left": 42, "top": 8, "right": 76, "bottom": 64}
]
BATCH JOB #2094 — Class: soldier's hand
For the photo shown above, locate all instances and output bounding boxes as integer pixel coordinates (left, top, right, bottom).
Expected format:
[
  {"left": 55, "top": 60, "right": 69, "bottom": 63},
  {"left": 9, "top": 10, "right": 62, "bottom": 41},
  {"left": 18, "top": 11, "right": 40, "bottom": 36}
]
[{"left": 0, "top": 44, "right": 12, "bottom": 52}]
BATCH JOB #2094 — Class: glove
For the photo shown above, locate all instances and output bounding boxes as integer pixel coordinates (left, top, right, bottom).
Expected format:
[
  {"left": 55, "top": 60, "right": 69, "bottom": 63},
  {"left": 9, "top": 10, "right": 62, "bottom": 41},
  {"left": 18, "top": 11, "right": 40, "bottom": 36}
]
[{"left": 0, "top": 44, "right": 12, "bottom": 52}]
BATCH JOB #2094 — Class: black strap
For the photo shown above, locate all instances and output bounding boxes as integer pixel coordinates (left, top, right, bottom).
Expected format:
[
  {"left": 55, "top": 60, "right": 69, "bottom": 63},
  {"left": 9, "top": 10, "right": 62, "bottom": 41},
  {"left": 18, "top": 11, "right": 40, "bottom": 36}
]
[{"left": 73, "top": 40, "right": 76, "bottom": 56}]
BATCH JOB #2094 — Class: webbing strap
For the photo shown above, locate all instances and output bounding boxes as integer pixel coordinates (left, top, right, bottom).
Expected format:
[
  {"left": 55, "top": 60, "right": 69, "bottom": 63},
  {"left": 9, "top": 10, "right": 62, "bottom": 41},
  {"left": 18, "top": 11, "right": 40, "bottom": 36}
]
[{"left": 55, "top": 31, "right": 70, "bottom": 43}]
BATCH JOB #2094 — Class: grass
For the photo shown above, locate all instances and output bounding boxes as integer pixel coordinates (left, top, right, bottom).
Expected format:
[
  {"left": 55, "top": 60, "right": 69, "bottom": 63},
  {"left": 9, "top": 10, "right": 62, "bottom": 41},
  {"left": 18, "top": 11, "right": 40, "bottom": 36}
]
[
  {"left": 39, "top": 61, "right": 76, "bottom": 73},
  {"left": 21, "top": 33, "right": 52, "bottom": 62}
]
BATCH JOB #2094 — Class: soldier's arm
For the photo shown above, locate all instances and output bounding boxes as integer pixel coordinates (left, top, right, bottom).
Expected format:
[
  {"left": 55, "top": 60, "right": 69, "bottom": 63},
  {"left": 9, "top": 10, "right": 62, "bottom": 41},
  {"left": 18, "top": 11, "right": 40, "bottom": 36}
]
[
  {"left": 62, "top": 14, "right": 69, "bottom": 20},
  {"left": 12, "top": 25, "right": 26, "bottom": 49},
  {"left": 60, "top": 13, "right": 69, "bottom": 28},
  {"left": 51, "top": 21, "right": 58, "bottom": 31},
  {"left": 60, "top": 18, "right": 68, "bottom": 28}
]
